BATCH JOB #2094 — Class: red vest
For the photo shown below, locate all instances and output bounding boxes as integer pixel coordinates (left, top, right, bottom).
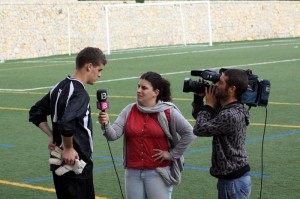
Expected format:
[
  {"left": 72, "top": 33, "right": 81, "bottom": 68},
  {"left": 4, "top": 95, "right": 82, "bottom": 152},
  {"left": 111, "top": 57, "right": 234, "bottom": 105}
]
[{"left": 125, "top": 105, "right": 171, "bottom": 169}]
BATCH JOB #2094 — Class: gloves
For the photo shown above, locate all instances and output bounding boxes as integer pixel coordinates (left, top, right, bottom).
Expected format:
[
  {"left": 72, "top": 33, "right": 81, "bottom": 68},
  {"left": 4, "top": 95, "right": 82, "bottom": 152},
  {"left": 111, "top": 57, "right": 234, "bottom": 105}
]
[
  {"left": 55, "top": 159, "right": 86, "bottom": 176},
  {"left": 49, "top": 146, "right": 86, "bottom": 176},
  {"left": 49, "top": 147, "right": 63, "bottom": 165}
]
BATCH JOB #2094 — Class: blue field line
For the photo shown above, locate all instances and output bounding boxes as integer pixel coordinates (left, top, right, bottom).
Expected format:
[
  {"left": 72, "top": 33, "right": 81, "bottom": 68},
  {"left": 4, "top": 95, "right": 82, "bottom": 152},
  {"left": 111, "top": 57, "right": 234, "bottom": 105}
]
[
  {"left": 246, "top": 130, "right": 300, "bottom": 143},
  {"left": 0, "top": 144, "right": 15, "bottom": 148},
  {"left": 20, "top": 130, "right": 298, "bottom": 184},
  {"left": 21, "top": 176, "right": 52, "bottom": 184},
  {"left": 184, "top": 147, "right": 211, "bottom": 154},
  {"left": 184, "top": 130, "right": 300, "bottom": 155},
  {"left": 249, "top": 172, "right": 268, "bottom": 178},
  {"left": 21, "top": 164, "right": 123, "bottom": 184},
  {"left": 93, "top": 163, "right": 123, "bottom": 171},
  {"left": 184, "top": 165, "right": 209, "bottom": 171},
  {"left": 93, "top": 154, "right": 123, "bottom": 161}
]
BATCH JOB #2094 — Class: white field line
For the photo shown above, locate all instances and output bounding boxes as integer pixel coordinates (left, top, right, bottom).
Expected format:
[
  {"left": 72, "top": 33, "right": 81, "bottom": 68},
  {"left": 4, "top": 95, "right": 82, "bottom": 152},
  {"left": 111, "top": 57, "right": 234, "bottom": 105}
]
[
  {"left": 0, "top": 43, "right": 300, "bottom": 92},
  {"left": 1, "top": 58, "right": 300, "bottom": 92}
]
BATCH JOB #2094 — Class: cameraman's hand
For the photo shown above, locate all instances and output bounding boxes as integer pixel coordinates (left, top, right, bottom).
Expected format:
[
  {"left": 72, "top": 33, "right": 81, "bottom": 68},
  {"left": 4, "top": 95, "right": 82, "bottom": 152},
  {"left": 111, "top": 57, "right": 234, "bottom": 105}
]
[{"left": 205, "top": 85, "right": 217, "bottom": 108}]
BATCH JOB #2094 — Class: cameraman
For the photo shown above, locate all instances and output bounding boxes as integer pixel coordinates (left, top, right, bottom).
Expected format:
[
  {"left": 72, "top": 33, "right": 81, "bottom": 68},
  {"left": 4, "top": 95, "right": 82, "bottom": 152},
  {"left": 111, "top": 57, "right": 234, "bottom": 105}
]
[{"left": 192, "top": 69, "right": 251, "bottom": 199}]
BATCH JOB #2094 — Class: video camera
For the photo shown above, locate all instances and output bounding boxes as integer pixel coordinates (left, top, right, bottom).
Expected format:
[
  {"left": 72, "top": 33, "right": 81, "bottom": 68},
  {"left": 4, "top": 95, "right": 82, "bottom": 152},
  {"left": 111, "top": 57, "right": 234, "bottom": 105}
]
[{"left": 183, "top": 68, "right": 271, "bottom": 107}]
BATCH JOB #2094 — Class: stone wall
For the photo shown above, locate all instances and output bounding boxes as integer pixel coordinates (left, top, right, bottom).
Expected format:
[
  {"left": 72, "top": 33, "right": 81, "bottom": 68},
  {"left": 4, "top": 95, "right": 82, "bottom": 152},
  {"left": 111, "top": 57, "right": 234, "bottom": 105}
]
[{"left": 0, "top": 1, "right": 299, "bottom": 60}]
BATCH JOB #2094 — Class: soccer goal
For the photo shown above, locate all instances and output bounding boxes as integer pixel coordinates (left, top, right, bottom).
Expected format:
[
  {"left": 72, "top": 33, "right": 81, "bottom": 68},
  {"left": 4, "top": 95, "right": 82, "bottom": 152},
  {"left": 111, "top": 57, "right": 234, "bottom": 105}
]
[
  {"left": 0, "top": 54, "right": 4, "bottom": 63},
  {"left": 104, "top": 1, "right": 212, "bottom": 54}
]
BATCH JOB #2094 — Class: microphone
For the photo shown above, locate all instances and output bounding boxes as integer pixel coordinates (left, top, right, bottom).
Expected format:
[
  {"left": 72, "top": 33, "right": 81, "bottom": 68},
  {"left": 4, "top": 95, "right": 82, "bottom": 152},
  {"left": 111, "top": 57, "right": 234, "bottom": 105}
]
[
  {"left": 96, "top": 89, "right": 109, "bottom": 112},
  {"left": 96, "top": 90, "right": 125, "bottom": 199}
]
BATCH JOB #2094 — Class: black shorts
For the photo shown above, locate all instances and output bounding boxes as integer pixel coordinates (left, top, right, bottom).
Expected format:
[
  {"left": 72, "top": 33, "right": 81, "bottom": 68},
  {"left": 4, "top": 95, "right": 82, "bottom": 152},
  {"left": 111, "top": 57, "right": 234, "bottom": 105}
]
[{"left": 52, "top": 171, "right": 95, "bottom": 199}]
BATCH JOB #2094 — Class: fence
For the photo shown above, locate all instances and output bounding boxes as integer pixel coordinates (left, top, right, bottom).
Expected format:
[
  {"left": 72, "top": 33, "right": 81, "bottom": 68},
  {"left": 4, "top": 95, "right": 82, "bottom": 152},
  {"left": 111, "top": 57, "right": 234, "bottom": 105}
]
[{"left": 0, "top": 1, "right": 299, "bottom": 60}]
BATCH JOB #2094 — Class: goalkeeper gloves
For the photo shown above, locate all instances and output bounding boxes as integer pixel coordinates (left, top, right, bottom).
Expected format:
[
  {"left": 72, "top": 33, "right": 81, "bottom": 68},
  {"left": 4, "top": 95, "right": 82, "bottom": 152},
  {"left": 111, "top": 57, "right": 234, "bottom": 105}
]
[{"left": 49, "top": 146, "right": 86, "bottom": 176}]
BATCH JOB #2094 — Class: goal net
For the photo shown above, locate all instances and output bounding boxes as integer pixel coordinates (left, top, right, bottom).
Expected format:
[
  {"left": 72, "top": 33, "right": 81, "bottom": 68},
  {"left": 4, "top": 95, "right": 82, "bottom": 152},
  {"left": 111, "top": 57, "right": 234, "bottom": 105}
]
[{"left": 104, "top": 1, "right": 212, "bottom": 54}]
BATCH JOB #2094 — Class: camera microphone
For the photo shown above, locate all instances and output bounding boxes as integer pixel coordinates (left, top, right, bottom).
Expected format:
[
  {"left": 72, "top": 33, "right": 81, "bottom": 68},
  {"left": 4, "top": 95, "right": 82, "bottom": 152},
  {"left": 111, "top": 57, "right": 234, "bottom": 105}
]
[{"left": 96, "top": 89, "right": 109, "bottom": 112}]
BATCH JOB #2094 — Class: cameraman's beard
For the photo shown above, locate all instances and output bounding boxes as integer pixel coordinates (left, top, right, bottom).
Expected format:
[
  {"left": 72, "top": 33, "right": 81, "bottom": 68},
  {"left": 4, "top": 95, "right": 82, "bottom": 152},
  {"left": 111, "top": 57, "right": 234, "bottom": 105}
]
[{"left": 215, "top": 89, "right": 230, "bottom": 102}]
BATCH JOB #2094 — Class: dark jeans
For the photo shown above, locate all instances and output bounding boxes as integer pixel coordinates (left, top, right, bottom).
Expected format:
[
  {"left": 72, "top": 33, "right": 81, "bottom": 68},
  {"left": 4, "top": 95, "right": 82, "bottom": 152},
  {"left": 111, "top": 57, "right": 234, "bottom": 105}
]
[{"left": 52, "top": 171, "right": 95, "bottom": 199}]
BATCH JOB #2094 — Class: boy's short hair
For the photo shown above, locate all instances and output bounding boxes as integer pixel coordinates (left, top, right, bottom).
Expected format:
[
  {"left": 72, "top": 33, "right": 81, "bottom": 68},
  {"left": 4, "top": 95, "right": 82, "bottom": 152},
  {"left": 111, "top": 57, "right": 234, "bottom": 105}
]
[{"left": 76, "top": 47, "right": 107, "bottom": 69}]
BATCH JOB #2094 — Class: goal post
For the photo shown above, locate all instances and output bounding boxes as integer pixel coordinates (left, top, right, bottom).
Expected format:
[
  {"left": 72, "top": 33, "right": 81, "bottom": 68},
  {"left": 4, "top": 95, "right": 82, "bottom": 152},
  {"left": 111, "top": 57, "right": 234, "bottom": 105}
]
[
  {"left": 0, "top": 55, "right": 4, "bottom": 63},
  {"left": 104, "top": 1, "right": 212, "bottom": 55}
]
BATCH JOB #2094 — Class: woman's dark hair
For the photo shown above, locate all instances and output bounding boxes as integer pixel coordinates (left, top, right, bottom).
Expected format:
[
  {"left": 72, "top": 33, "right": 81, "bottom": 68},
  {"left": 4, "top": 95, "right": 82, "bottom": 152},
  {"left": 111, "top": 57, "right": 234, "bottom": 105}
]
[
  {"left": 140, "top": 71, "right": 172, "bottom": 102},
  {"left": 76, "top": 47, "right": 107, "bottom": 69},
  {"left": 223, "top": 69, "right": 248, "bottom": 99}
]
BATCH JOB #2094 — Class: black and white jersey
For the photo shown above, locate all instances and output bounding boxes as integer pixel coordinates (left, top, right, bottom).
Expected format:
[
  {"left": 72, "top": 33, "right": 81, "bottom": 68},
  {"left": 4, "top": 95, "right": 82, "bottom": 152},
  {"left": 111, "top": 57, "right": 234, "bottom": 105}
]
[{"left": 29, "top": 77, "right": 93, "bottom": 173}]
